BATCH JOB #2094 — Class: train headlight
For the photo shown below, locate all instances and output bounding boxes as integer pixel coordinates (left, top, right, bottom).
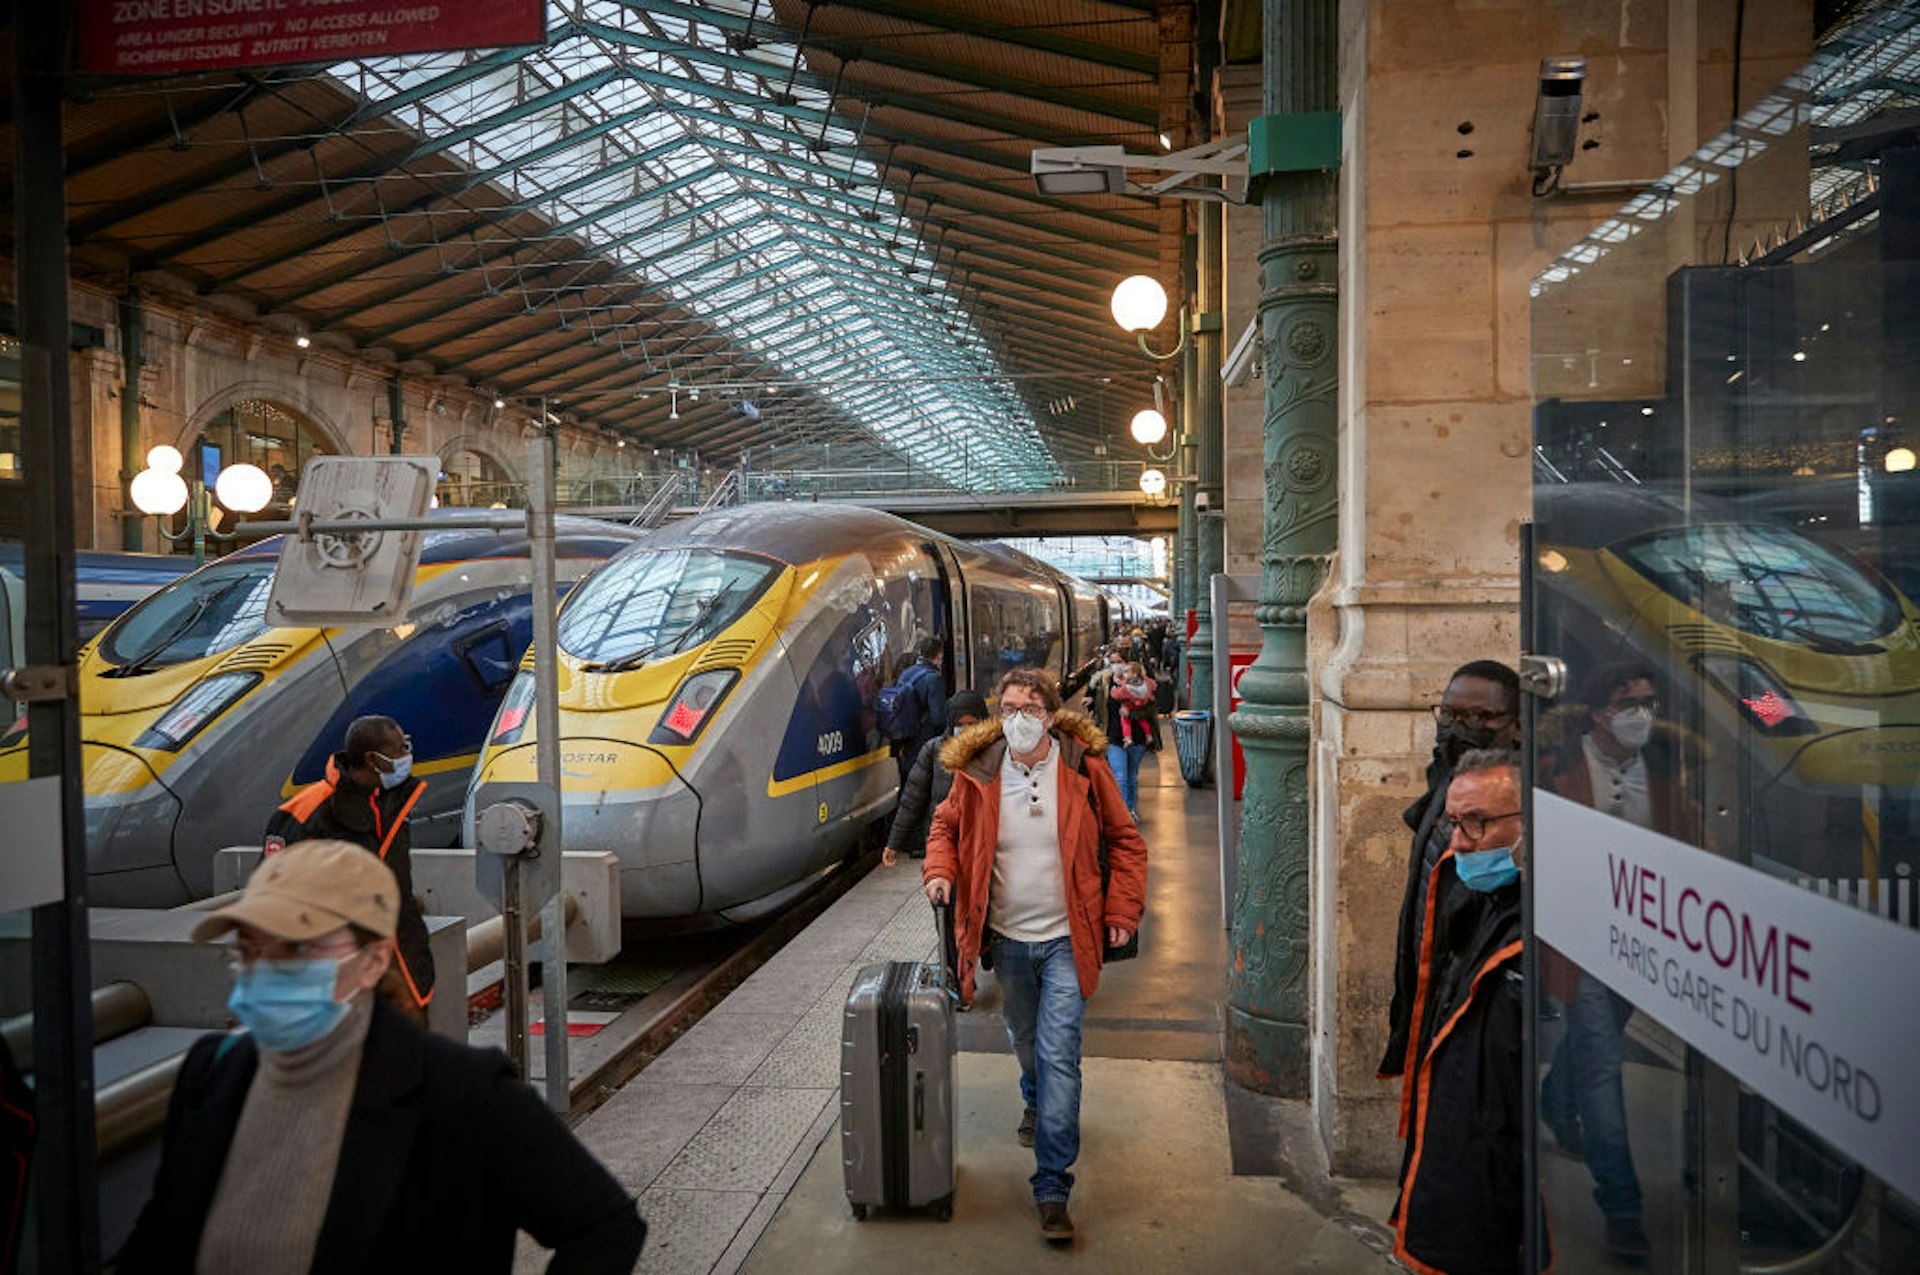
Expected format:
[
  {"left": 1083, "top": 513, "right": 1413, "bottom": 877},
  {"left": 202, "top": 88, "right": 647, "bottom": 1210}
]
[
  {"left": 133, "top": 672, "right": 261, "bottom": 751},
  {"left": 648, "top": 669, "right": 739, "bottom": 746},
  {"left": 1696, "top": 656, "right": 1819, "bottom": 738},
  {"left": 489, "top": 672, "right": 537, "bottom": 746}
]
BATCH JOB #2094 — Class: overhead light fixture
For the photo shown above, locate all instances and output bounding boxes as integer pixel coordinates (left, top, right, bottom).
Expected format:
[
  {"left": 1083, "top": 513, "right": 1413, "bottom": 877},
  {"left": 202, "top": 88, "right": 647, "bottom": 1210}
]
[
  {"left": 494, "top": 398, "right": 505, "bottom": 409},
  {"left": 1139, "top": 468, "right": 1168, "bottom": 497},
  {"left": 1111, "top": 276, "right": 1188, "bottom": 361},
  {"left": 1130, "top": 408, "right": 1169, "bottom": 446},
  {"left": 1887, "top": 447, "right": 1916, "bottom": 473},
  {"left": 1158, "top": 131, "right": 1174, "bottom": 151},
  {"left": 1112, "top": 275, "right": 1169, "bottom": 332},
  {"left": 1030, "top": 138, "right": 1249, "bottom": 203},
  {"left": 294, "top": 334, "right": 312, "bottom": 349}
]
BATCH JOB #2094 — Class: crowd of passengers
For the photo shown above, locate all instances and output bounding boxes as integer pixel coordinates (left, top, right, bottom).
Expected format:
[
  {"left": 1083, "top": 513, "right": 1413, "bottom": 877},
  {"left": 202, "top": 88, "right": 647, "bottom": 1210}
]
[{"left": 50, "top": 636, "right": 1675, "bottom": 1273}]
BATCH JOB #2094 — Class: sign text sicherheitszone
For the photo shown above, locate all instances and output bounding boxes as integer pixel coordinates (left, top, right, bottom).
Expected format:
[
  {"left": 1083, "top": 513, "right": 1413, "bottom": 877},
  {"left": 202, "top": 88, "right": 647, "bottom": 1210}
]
[{"left": 79, "top": 1, "right": 545, "bottom": 76}]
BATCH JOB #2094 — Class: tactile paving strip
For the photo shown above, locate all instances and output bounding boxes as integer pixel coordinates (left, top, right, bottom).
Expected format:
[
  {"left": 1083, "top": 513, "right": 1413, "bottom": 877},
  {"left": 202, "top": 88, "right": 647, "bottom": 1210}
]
[
  {"left": 743, "top": 1000, "right": 844, "bottom": 1089},
  {"left": 629, "top": 1186, "right": 759, "bottom": 1275},
  {"left": 650, "top": 1085, "right": 837, "bottom": 1195}
]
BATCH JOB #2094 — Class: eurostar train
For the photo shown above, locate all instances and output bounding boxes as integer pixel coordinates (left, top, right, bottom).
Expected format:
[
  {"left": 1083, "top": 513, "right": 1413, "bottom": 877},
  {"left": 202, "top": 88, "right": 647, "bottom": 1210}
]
[
  {"left": 0, "top": 547, "right": 196, "bottom": 642},
  {"left": 0, "top": 518, "right": 645, "bottom": 905},
  {"left": 1533, "top": 482, "right": 1920, "bottom": 881},
  {"left": 466, "top": 503, "right": 1112, "bottom": 924}
]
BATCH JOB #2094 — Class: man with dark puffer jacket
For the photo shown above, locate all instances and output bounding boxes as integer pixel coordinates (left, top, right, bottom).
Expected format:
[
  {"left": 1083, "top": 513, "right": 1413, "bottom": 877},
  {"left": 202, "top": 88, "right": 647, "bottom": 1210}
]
[
  {"left": 883, "top": 690, "right": 987, "bottom": 865},
  {"left": 1391, "top": 749, "right": 1533, "bottom": 1275}
]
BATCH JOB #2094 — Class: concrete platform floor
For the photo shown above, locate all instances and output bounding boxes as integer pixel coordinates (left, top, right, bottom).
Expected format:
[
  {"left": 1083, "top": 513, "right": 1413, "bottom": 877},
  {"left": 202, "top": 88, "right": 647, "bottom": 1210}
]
[
  {"left": 743, "top": 1050, "right": 1390, "bottom": 1273},
  {"left": 519, "top": 745, "right": 1400, "bottom": 1274}
]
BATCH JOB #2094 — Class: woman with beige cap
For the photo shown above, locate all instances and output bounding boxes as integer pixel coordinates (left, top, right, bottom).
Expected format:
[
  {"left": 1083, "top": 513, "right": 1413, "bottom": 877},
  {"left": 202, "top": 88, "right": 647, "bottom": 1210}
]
[{"left": 118, "top": 839, "right": 645, "bottom": 1274}]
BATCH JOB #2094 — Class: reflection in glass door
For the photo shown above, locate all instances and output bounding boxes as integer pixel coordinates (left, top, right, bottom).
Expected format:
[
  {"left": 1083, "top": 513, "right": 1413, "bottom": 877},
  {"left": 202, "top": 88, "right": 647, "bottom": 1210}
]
[{"left": 1526, "top": 5, "right": 1920, "bottom": 1270}]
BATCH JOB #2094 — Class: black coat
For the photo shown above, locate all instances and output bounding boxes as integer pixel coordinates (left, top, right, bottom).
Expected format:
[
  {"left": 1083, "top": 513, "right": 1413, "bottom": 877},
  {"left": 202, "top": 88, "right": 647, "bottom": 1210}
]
[
  {"left": 1379, "top": 751, "right": 1454, "bottom": 1077},
  {"left": 265, "top": 753, "right": 435, "bottom": 1005},
  {"left": 118, "top": 1001, "right": 645, "bottom": 1275},
  {"left": 887, "top": 733, "right": 953, "bottom": 858},
  {"left": 1391, "top": 858, "right": 1526, "bottom": 1275}
]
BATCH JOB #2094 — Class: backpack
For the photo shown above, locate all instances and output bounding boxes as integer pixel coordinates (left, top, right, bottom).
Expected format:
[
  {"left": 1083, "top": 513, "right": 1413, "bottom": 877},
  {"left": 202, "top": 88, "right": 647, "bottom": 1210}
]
[{"left": 876, "top": 662, "right": 936, "bottom": 741}]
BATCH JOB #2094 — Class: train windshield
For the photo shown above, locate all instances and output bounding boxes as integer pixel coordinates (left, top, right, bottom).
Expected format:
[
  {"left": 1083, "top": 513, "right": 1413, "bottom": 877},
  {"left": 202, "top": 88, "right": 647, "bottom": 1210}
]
[
  {"left": 1615, "top": 521, "right": 1903, "bottom": 647},
  {"left": 99, "top": 558, "right": 277, "bottom": 671},
  {"left": 559, "top": 547, "right": 779, "bottom": 669}
]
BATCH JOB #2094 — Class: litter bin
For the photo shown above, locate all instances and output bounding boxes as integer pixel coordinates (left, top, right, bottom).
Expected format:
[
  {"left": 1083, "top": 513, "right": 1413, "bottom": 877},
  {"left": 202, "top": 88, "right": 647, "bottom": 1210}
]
[{"left": 1173, "top": 710, "right": 1213, "bottom": 788}]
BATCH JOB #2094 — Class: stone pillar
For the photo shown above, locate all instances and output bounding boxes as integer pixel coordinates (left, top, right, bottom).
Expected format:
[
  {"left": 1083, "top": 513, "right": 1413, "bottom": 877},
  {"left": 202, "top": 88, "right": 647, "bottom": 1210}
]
[{"left": 1225, "top": 0, "right": 1338, "bottom": 1098}]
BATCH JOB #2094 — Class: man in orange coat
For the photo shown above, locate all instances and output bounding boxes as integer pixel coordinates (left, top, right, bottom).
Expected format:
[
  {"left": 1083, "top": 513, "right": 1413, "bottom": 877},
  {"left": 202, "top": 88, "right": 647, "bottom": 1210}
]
[{"left": 923, "top": 667, "right": 1148, "bottom": 1243}]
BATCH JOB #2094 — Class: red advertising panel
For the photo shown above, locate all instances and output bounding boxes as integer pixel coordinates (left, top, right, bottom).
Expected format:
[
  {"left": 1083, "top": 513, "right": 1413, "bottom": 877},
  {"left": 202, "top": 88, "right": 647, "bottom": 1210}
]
[
  {"left": 1227, "top": 652, "right": 1257, "bottom": 800},
  {"left": 78, "top": 0, "right": 545, "bottom": 77}
]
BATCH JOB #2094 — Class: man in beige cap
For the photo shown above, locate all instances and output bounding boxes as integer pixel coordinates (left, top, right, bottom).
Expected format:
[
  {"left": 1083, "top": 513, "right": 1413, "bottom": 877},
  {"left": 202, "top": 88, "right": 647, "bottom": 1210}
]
[{"left": 119, "top": 840, "right": 646, "bottom": 1274}]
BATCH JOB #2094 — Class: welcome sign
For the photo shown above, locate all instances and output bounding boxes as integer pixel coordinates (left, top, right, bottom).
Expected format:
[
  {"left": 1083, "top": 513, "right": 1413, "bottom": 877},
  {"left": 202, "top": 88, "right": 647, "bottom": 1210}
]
[{"left": 1534, "top": 790, "right": 1920, "bottom": 1205}]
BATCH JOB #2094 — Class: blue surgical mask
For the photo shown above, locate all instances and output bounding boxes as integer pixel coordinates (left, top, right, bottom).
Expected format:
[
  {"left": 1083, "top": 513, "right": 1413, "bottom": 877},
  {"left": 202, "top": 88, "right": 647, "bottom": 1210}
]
[
  {"left": 378, "top": 752, "right": 413, "bottom": 790},
  {"left": 228, "top": 958, "right": 350, "bottom": 1051},
  {"left": 1454, "top": 846, "right": 1520, "bottom": 893}
]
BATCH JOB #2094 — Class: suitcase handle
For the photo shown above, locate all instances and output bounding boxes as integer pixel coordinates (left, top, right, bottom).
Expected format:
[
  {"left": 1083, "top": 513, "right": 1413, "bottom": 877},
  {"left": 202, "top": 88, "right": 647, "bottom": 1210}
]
[{"left": 931, "top": 897, "right": 958, "bottom": 989}]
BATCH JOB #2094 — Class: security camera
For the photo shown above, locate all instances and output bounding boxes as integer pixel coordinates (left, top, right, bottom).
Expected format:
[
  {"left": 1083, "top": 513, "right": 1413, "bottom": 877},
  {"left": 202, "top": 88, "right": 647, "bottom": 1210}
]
[
  {"left": 1194, "top": 490, "right": 1213, "bottom": 514},
  {"left": 1530, "top": 57, "right": 1588, "bottom": 184}
]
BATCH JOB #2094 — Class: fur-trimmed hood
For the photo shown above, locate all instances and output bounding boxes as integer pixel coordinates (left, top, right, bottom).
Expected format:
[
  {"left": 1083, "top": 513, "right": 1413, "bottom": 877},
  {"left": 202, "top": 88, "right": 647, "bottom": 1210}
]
[{"left": 938, "top": 708, "right": 1107, "bottom": 779}]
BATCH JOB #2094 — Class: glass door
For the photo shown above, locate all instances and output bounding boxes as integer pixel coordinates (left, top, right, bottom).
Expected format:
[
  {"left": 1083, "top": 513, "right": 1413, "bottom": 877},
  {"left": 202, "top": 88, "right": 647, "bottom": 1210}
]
[{"left": 1527, "top": 4, "right": 1920, "bottom": 1270}]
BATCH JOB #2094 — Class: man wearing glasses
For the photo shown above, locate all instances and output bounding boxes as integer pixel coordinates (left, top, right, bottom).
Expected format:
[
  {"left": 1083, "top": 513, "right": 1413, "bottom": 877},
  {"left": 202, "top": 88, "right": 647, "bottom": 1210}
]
[
  {"left": 265, "top": 714, "right": 435, "bottom": 1022},
  {"left": 1380, "top": 660, "right": 1520, "bottom": 1080},
  {"left": 1391, "top": 748, "right": 1529, "bottom": 1275},
  {"left": 120, "top": 839, "right": 646, "bottom": 1273},
  {"left": 923, "top": 667, "right": 1148, "bottom": 1243}
]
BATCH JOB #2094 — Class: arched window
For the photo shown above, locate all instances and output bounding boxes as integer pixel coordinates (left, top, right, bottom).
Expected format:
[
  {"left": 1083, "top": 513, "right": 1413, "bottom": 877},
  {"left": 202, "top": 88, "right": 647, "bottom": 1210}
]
[
  {"left": 198, "top": 399, "right": 331, "bottom": 518},
  {"left": 438, "top": 448, "right": 517, "bottom": 508}
]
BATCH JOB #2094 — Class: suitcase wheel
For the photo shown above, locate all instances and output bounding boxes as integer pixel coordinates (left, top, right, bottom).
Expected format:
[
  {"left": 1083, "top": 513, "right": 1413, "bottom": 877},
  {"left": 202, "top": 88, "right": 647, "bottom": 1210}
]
[
  {"left": 929, "top": 1194, "right": 954, "bottom": 1222},
  {"left": 849, "top": 1202, "right": 868, "bottom": 1222}
]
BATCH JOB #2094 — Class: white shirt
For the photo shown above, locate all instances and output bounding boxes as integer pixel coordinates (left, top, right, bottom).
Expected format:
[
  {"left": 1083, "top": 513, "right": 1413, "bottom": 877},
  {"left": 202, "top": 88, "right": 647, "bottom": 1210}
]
[
  {"left": 990, "top": 740, "right": 1072, "bottom": 942},
  {"left": 1582, "top": 732, "right": 1651, "bottom": 829}
]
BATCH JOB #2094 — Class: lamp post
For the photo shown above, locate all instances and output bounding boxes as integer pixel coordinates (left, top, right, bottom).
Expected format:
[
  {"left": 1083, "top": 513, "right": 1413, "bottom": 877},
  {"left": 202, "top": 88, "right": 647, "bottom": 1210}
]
[
  {"left": 129, "top": 444, "right": 273, "bottom": 564},
  {"left": 1111, "top": 275, "right": 1189, "bottom": 362}
]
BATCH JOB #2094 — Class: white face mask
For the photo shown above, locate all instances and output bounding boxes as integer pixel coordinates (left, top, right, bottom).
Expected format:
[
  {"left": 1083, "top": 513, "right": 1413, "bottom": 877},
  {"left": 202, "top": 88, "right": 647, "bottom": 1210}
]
[
  {"left": 1606, "top": 706, "right": 1654, "bottom": 751},
  {"left": 1002, "top": 712, "right": 1047, "bottom": 754}
]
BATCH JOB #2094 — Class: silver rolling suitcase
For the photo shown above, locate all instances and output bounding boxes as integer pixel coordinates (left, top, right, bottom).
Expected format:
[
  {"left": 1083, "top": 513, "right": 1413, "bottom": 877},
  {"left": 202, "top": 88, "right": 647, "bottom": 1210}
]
[{"left": 840, "top": 900, "right": 957, "bottom": 1220}]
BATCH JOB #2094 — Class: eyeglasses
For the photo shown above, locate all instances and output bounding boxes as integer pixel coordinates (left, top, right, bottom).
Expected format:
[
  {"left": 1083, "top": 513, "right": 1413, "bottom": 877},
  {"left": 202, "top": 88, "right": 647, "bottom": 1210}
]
[
  {"left": 1432, "top": 705, "right": 1512, "bottom": 730},
  {"left": 1605, "top": 697, "right": 1659, "bottom": 714},
  {"left": 223, "top": 935, "right": 359, "bottom": 971},
  {"left": 1445, "top": 810, "right": 1522, "bottom": 839},
  {"left": 1001, "top": 704, "right": 1049, "bottom": 721}
]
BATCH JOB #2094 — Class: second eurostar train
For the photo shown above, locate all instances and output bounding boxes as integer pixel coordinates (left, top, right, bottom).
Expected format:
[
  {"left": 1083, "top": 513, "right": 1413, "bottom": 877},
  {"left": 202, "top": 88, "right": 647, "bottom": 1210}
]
[
  {"left": 466, "top": 503, "right": 1111, "bottom": 924},
  {"left": 0, "top": 517, "right": 645, "bottom": 905}
]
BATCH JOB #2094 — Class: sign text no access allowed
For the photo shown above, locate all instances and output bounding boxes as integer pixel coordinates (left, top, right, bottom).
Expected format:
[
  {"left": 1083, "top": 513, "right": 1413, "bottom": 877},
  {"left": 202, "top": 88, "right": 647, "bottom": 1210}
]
[
  {"left": 1534, "top": 789, "right": 1920, "bottom": 1206},
  {"left": 78, "top": 1, "right": 544, "bottom": 77}
]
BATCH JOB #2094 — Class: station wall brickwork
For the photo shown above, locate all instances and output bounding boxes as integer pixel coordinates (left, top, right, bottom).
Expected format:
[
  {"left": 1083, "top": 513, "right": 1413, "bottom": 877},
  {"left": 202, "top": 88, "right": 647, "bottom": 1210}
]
[{"left": 31, "top": 278, "right": 635, "bottom": 553}]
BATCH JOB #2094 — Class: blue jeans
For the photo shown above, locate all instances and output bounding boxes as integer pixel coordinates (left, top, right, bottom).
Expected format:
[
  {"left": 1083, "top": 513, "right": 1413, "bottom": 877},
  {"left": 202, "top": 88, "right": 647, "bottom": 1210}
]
[
  {"left": 1541, "top": 971, "right": 1643, "bottom": 1220},
  {"left": 992, "top": 932, "right": 1086, "bottom": 1204},
  {"left": 1106, "top": 742, "right": 1145, "bottom": 815}
]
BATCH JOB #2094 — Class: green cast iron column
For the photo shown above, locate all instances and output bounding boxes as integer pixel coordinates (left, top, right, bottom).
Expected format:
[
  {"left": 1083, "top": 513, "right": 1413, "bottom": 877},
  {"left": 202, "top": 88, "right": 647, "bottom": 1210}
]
[
  {"left": 1188, "top": 196, "right": 1226, "bottom": 712},
  {"left": 1225, "top": 0, "right": 1339, "bottom": 1096}
]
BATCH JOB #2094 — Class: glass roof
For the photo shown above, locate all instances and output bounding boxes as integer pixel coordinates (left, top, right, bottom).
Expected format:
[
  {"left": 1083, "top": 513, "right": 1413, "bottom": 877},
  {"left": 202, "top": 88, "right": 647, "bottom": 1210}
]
[{"left": 327, "top": 0, "right": 1059, "bottom": 492}]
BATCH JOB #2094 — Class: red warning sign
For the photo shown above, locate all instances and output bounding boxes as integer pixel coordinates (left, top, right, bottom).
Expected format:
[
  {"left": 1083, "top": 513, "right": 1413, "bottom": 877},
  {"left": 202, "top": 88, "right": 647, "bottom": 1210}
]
[{"left": 77, "top": 0, "right": 546, "bottom": 77}]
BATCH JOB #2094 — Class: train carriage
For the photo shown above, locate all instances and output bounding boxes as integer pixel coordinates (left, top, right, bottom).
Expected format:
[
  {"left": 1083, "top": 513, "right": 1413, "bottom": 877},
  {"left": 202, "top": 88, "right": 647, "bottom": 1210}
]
[{"left": 467, "top": 503, "right": 1112, "bottom": 923}]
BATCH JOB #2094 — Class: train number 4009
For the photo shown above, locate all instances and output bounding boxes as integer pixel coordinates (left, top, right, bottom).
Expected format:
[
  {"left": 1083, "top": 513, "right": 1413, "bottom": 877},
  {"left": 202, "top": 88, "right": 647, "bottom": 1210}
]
[{"left": 816, "top": 730, "right": 845, "bottom": 756}]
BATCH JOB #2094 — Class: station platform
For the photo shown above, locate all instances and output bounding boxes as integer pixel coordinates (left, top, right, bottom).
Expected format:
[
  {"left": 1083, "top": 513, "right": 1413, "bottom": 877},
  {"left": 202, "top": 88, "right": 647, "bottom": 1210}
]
[{"left": 521, "top": 750, "right": 1399, "bottom": 1274}]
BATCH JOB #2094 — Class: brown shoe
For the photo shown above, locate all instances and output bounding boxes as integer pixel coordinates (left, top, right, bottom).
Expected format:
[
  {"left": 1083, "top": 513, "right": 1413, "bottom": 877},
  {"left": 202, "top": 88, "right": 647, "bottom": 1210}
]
[
  {"left": 1017, "top": 1106, "right": 1036, "bottom": 1148},
  {"left": 1037, "top": 1200, "right": 1074, "bottom": 1241}
]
